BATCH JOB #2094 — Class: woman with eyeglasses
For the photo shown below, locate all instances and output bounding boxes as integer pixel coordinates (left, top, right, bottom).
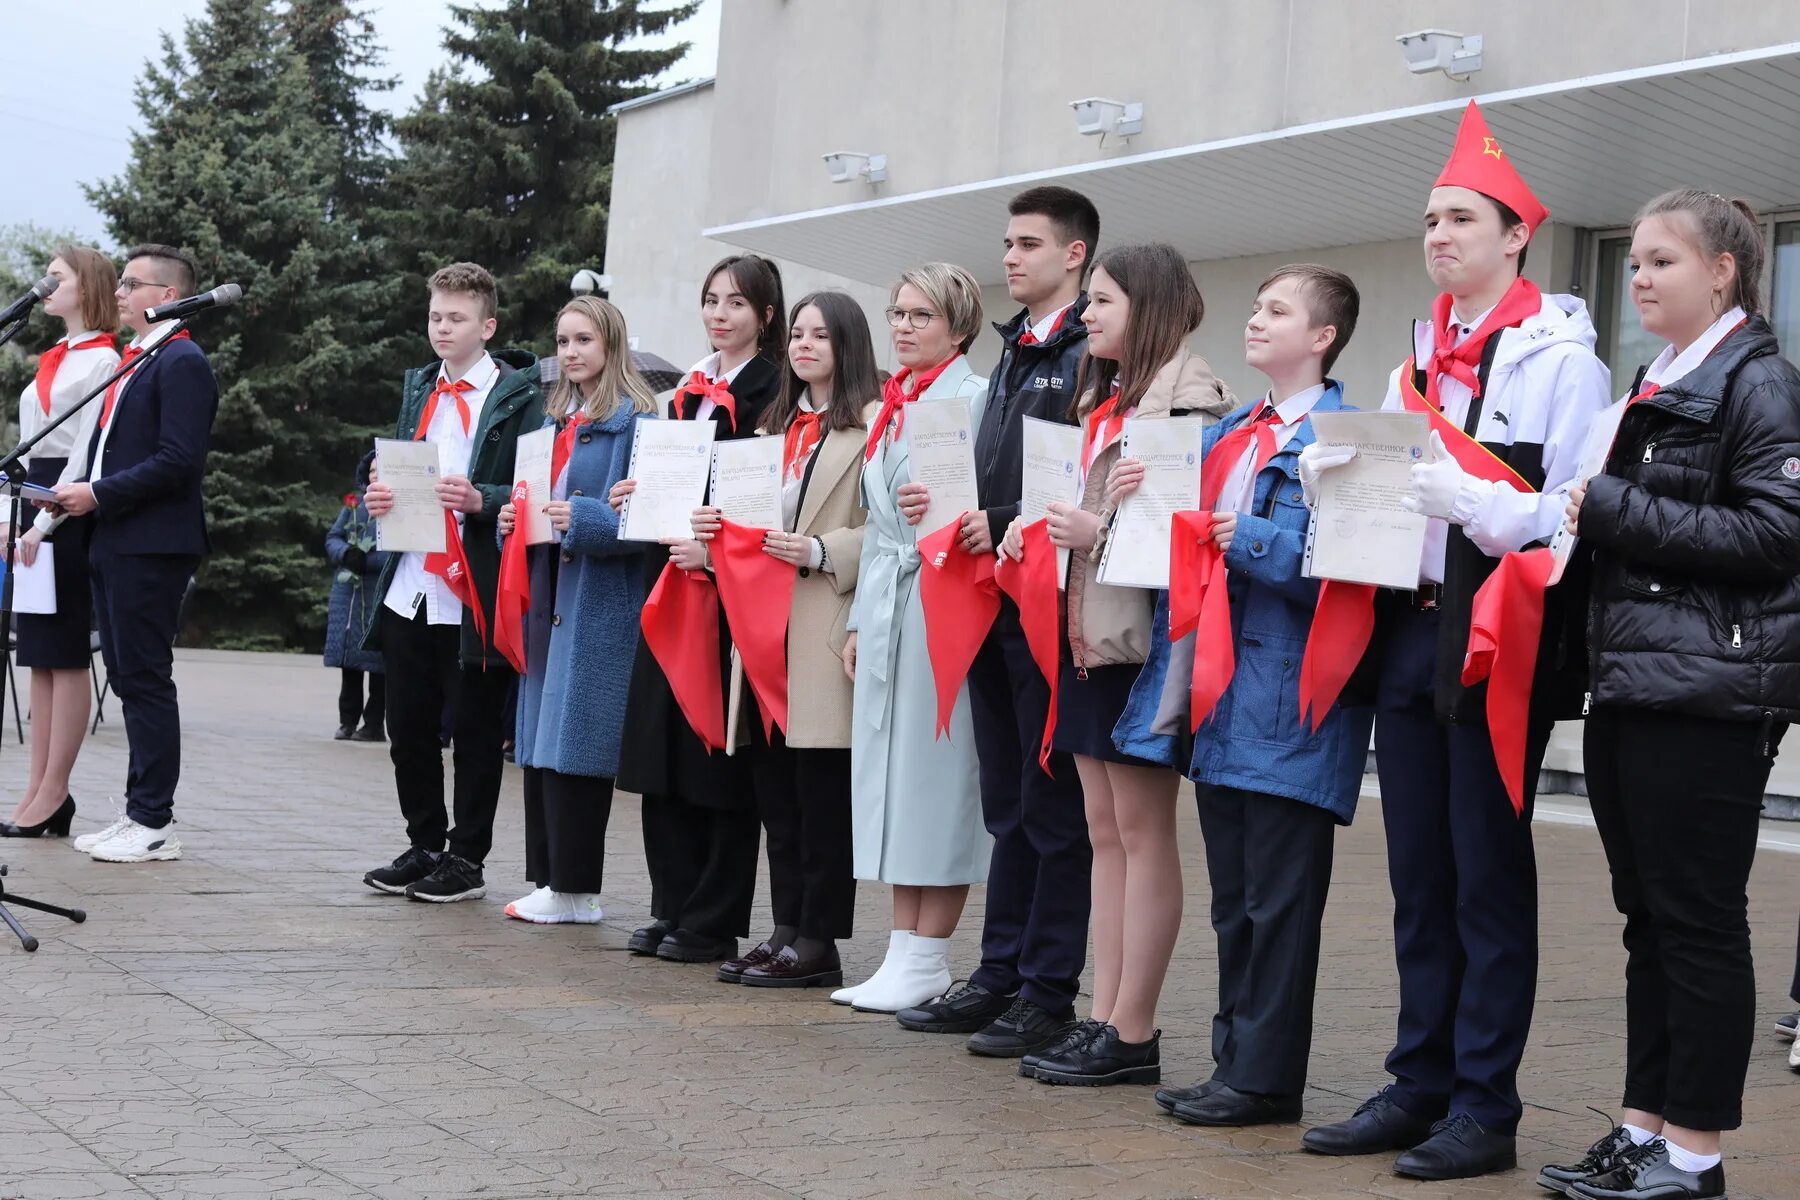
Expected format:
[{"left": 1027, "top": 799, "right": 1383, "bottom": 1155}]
[{"left": 834, "top": 263, "right": 996, "bottom": 1014}]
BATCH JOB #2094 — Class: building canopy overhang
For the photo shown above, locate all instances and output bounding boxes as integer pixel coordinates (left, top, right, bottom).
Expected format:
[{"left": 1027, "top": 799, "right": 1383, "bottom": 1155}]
[{"left": 703, "top": 44, "right": 1800, "bottom": 286}]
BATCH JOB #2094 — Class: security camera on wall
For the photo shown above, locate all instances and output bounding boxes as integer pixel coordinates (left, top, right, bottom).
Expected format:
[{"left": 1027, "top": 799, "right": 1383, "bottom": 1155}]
[
  {"left": 1396, "top": 29, "right": 1484, "bottom": 80},
  {"left": 1069, "top": 98, "right": 1144, "bottom": 140},
  {"left": 822, "top": 151, "right": 887, "bottom": 184},
  {"left": 570, "top": 268, "right": 612, "bottom": 297}
]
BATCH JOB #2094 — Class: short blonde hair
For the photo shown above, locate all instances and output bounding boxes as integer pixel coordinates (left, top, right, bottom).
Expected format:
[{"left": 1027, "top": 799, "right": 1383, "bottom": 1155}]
[
  {"left": 428, "top": 261, "right": 498, "bottom": 320},
  {"left": 893, "top": 262, "right": 983, "bottom": 354}
]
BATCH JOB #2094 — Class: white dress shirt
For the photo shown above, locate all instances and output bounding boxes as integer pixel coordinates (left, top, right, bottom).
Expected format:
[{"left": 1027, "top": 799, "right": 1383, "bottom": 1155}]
[
  {"left": 1025, "top": 302, "right": 1075, "bottom": 344},
  {"left": 385, "top": 353, "right": 500, "bottom": 625},
  {"left": 686, "top": 352, "right": 751, "bottom": 421},
  {"left": 1216, "top": 385, "right": 1327, "bottom": 515},
  {"left": 87, "top": 320, "right": 183, "bottom": 487},
  {"left": 21, "top": 330, "right": 120, "bottom": 535},
  {"left": 1414, "top": 303, "right": 1493, "bottom": 585}
]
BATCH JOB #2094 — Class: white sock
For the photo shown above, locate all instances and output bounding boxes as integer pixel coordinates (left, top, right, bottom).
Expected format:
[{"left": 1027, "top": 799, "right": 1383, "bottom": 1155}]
[
  {"left": 1623, "top": 1122, "right": 1660, "bottom": 1146},
  {"left": 1663, "top": 1138, "right": 1721, "bottom": 1173}
]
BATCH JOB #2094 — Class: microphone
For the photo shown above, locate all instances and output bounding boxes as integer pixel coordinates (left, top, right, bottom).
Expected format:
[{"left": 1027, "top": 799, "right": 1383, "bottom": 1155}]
[
  {"left": 144, "top": 282, "right": 243, "bottom": 324},
  {"left": 0, "top": 276, "right": 58, "bottom": 326}
]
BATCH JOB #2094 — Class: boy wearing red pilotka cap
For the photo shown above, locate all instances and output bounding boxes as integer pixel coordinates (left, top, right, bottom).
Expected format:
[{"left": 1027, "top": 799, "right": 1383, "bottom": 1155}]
[{"left": 1295, "top": 101, "right": 1611, "bottom": 1180}]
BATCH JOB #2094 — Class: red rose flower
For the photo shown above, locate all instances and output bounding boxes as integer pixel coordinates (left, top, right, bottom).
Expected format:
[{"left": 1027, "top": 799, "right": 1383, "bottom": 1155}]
[{"left": 343, "top": 492, "right": 359, "bottom": 508}]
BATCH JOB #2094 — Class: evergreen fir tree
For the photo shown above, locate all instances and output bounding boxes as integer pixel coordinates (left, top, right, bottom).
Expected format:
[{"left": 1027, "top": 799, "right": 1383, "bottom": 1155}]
[
  {"left": 87, "top": 0, "right": 393, "bottom": 650},
  {"left": 382, "top": 0, "right": 699, "bottom": 349}
]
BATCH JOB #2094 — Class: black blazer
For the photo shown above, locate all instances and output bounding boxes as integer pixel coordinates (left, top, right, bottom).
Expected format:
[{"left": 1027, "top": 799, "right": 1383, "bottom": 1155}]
[{"left": 83, "top": 335, "right": 220, "bottom": 558}]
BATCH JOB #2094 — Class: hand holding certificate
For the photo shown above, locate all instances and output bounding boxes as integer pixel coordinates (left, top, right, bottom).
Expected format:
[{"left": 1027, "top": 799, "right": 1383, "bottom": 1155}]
[
  {"left": 1301, "top": 411, "right": 1430, "bottom": 589},
  {"left": 1545, "top": 396, "right": 1629, "bottom": 584},
  {"left": 619, "top": 419, "right": 719, "bottom": 542},
  {"left": 1021, "top": 417, "right": 1083, "bottom": 585},
  {"left": 511, "top": 426, "right": 555, "bottom": 545},
  {"left": 1097, "top": 417, "right": 1206, "bottom": 589},
  {"left": 710, "top": 435, "right": 784, "bottom": 529},
  {"left": 373, "top": 438, "right": 446, "bottom": 553},
  {"left": 905, "top": 399, "right": 980, "bottom": 539}
]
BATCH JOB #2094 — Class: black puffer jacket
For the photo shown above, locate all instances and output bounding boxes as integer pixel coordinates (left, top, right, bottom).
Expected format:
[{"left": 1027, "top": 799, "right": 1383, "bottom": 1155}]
[
  {"left": 1583, "top": 316, "right": 1800, "bottom": 723},
  {"left": 972, "top": 297, "right": 1089, "bottom": 544}
]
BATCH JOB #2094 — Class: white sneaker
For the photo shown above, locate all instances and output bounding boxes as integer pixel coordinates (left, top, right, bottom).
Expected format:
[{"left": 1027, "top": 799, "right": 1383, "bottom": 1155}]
[
  {"left": 851, "top": 934, "right": 951, "bottom": 1013},
  {"left": 504, "top": 889, "right": 602, "bottom": 924},
  {"left": 87, "top": 818, "right": 181, "bottom": 863},
  {"left": 832, "top": 929, "right": 913, "bottom": 1005},
  {"left": 1789, "top": 1036, "right": 1800, "bottom": 1071},
  {"left": 74, "top": 807, "right": 131, "bottom": 853}
]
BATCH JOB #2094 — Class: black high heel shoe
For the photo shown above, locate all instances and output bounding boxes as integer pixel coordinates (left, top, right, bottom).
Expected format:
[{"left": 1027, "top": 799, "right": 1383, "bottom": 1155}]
[{"left": 0, "top": 795, "right": 75, "bottom": 838}]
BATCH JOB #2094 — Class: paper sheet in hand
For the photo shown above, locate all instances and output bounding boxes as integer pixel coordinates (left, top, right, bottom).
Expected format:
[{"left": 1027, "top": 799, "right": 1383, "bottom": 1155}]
[
  {"left": 512, "top": 426, "right": 555, "bottom": 545},
  {"left": 1097, "top": 417, "right": 1206, "bottom": 590},
  {"left": 373, "top": 438, "right": 446, "bottom": 554},
  {"left": 619, "top": 419, "right": 718, "bottom": 542},
  {"left": 8, "top": 542, "right": 54, "bottom": 614},
  {"left": 1021, "top": 417, "right": 1083, "bottom": 586},
  {"left": 1302, "top": 411, "right": 1430, "bottom": 589},
  {"left": 1546, "top": 396, "right": 1631, "bottom": 584},
  {"left": 905, "top": 399, "right": 980, "bottom": 540},
  {"left": 710, "top": 434, "right": 784, "bottom": 529}
]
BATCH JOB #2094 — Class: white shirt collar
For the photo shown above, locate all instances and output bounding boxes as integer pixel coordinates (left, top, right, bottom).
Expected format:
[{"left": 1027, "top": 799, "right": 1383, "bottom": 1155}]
[
  {"left": 1643, "top": 307, "right": 1748, "bottom": 390},
  {"left": 1028, "top": 302, "right": 1074, "bottom": 343},
  {"left": 1260, "top": 383, "right": 1328, "bottom": 426},
  {"left": 1451, "top": 303, "right": 1497, "bottom": 345},
  {"left": 440, "top": 351, "right": 497, "bottom": 391},
  {"left": 797, "top": 389, "right": 818, "bottom": 414},
  {"left": 61, "top": 328, "right": 98, "bottom": 346},
  {"left": 693, "top": 351, "right": 752, "bottom": 386},
  {"left": 130, "top": 321, "right": 182, "bottom": 351}
]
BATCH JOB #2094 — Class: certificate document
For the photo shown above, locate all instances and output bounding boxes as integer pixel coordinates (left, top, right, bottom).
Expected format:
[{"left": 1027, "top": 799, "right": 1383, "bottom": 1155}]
[
  {"left": 905, "top": 399, "right": 980, "bottom": 540},
  {"left": 710, "top": 434, "right": 784, "bottom": 529},
  {"left": 8, "top": 542, "right": 54, "bottom": 614},
  {"left": 1302, "top": 411, "right": 1430, "bottom": 590},
  {"left": 512, "top": 426, "right": 555, "bottom": 545},
  {"left": 1021, "top": 416, "right": 1083, "bottom": 586},
  {"left": 619, "top": 419, "right": 718, "bottom": 542},
  {"left": 373, "top": 438, "right": 446, "bottom": 554},
  {"left": 1546, "top": 396, "right": 1630, "bottom": 584},
  {"left": 1097, "top": 417, "right": 1206, "bottom": 590}
]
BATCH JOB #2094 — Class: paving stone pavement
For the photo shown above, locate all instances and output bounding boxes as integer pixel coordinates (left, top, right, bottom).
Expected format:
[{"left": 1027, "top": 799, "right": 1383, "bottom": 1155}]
[{"left": 0, "top": 649, "right": 1795, "bottom": 1199}]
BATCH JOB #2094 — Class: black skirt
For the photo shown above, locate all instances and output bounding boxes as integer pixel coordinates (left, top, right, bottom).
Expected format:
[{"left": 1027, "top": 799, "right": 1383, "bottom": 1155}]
[
  {"left": 1052, "top": 661, "right": 1162, "bottom": 767},
  {"left": 15, "top": 456, "right": 92, "bottom": 670}
]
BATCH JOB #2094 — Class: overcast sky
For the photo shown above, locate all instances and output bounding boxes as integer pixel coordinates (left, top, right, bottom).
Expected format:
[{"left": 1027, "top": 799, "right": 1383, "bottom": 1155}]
[{"left": 6, "top": 0, "right": 720, "bottom": 242}]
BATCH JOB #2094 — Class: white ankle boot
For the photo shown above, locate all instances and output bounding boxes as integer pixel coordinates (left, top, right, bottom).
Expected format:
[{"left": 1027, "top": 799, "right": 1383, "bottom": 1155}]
[
  {"left": 831, "top": 930, "right": 913, "bottom": 1006},
  {"left": 851, "top": 934, "right": 951, "bottom": 1013}
]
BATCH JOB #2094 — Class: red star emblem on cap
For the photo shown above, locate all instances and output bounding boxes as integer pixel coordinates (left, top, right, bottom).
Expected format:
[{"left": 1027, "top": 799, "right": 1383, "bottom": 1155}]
[{"left": 1482, "top": 136, "right": 1504, "bottom": 159}]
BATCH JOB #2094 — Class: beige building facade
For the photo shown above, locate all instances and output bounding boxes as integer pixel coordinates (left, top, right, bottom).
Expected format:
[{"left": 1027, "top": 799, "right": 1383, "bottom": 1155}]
[{"left": 603, "top": 1, "right": 1800, "bottom": 803}]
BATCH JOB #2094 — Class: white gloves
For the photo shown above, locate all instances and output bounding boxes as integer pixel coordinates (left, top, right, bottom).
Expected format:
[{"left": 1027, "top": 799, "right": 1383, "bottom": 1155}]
[
  {"left": 1402, "top": 431, "right": 1493, "bottom": 524},
  {"left": 1298, "top": 442, "right": 1357, "bottom": 508}
]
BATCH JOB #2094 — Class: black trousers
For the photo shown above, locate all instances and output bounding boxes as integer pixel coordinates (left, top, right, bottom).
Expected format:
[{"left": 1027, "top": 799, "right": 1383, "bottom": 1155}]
[
  {"left": 1197, "top": 785, "right": 1337, "bottom": 1097},
  {"left": 1585, "top": 704, "right": 1775, "bottom": 1132},
  {"left": 90, "top": 551, "right": 198, "bottom": 830},
  {"left": 522, "top": 766, "right": 614, "bottom": 893},
  {"left": 338, "top": 669, "right": 385, "bottom": 731},
  {"left": 968, "top": 608, "right": 1092, "bottom": 1012},
  {"left": 380, "top": 607, "right": 513, "bottom": 865},
  {"left": 1373, "top": 607, "right": 1547, "bottom": 1135},
  {"left": 748, "top": 726, "right": 855, "bottom": 940},
  {"left": 641, "top": 794, "right": 759, "bottom": 939}
]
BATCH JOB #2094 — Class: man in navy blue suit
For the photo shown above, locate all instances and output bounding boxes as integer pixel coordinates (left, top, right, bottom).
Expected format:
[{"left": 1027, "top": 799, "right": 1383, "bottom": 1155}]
[{"left": 51, "top": 244, "right": 218, "bottom": 863}]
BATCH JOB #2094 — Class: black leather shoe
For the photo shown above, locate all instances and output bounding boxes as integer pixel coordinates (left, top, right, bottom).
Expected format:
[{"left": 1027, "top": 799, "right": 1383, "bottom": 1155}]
[
  {"left": 740, "top": 944, "right": 843, "bottom": 989},
  {"left": 967, "top": 998, "right": 1076, "bottom": 1058},
  {"left": 655, "top": 928, "right": 738, "bottom": 963},
  {"left": 1153, "top": 1076, "right": 1223, "bottom": 1114},
  {"left": 1301, "top": 1086, "right": 1439, "bottom": 1156},
  {"left": 717, "top": 939, "right": 780, "bottom": 982},
  {"left": 628, "top": 919, "right": 675, "bottom": 956},
  {"left": 0, "top": 795, "right": 74, "bottom": 838},
  {"left": 896, "top": 981, "right": 1013, "bottom": 1034},
  {"left": 1019, "top": 1017, "right": 1101, "bottom": 1078},
  {"left": 1393, "top": 1113, "right": 1517, "bottom": 1180},
  {"left": 1032, "top": 1024, "right": 1159, "bottom": 1085},
  {"left": 1570, "top": 1139, "right": 1725, "bottom": 1199},
  {"left": 333, "top": 724, "right": 355, "bottom": 740},
  {"left": 350, "top": 725, "right": 386, "bottom": 743},
  {"left": 1538, "top": 1122, "right": 1636, "bottom": 1194},
  {"left": 1171, "top": 1083, "right": 1302, "bottom": 1127}
]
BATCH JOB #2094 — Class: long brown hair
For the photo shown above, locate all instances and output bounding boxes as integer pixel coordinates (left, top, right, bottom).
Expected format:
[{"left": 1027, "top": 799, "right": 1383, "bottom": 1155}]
[
  {"left": 1072, "top": 244, "right": 1204, "bottom": 418},
  {"left": 544, "top": 297, "right": 657, "bottom": 424},
  {"left": 761, "top": 292, "right": 878, "bottom": 436},
  {"left": 702, "top": 254, "right": 787, "bottom": 360},
  {"left": 53, "top": 245, "right": 119, "bottom": 334}
]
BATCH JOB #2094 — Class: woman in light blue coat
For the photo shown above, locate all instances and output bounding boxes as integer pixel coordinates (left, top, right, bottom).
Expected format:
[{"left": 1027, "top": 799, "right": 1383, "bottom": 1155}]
[
  {"left": 838, "top": 263, "right": 995, "bottom": 1013},
  {"left": 497, "top": 297, "right": 657, "bottom": 926}
]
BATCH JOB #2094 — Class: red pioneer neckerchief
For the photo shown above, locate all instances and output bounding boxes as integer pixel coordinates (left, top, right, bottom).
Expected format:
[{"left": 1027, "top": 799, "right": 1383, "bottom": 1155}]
[
  {"left": 414, "top": 374, "right": 474, "bottom": 440},
  {"left": 493, "top": 480, "right": 531, "bottom": 674},
  {"left": 917, "top": 517, "right": 1000, "bottom": 738},
  {"left": 994, "top": 518, "right": 1059, "bottom": 773},
  {"left": 641, "top": 561, "right": 726, "bottom": 752},
  {"left": 1082, "top": 386, "right": 1129, "bottom": 477},
  {"left": 784, "top": 409, "right": 822, "bottom": 481},
  {"left": 672, "top": 371, "right": 737, "bottom": 430},
  {"left": 35, "top": 334, "right": 114, "bottom": 415},
  {"left": 551, "top": 413, "right": 588, "bottom": 487},
  {"left": 864, "top": 360, "right": 952, "bottom": 462},
  {"left": 1169, "top": 403, "right": 1279, "bottom": 729},
  {"left": 1298, "top": 279, "right": 1540, "bottom": 730},
  {"left": 101, "top": 331, "right": 190, "bottom": 429},
  {"left": 1017, "top": 305, "right": 1069, "bottom": 348},
  {"left": 709, "top": 518, "right": 798, "bottom": 738}
]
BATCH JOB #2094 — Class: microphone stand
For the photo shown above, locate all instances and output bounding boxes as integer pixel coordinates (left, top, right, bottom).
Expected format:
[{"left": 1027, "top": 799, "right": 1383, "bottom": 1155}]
[{"left": 0, "top": 317, "right": 194, "bottom": 951}]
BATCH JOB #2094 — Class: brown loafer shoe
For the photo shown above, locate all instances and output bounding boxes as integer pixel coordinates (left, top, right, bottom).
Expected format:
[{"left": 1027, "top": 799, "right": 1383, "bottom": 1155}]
[
  {"left": 739, "top": 944, "right": 844, "bottom": 989},
  {"left": 717, "top": 939, "right": 781, "bottom": 983}
]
